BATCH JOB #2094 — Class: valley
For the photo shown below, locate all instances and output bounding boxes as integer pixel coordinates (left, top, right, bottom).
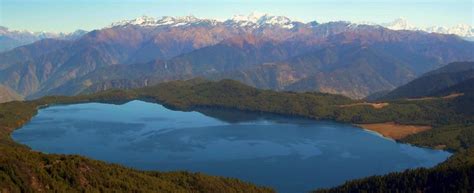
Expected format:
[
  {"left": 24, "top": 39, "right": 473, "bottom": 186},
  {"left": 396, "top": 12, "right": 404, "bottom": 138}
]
[
  {"left": 13, "top": 100, "right": 450, "bottom": 193},
  {"left": 0, "top": 77, "right": 473, "bottom": 192},
  {"left": 1, "top": 5, "right": 474, "bottom": 192}
]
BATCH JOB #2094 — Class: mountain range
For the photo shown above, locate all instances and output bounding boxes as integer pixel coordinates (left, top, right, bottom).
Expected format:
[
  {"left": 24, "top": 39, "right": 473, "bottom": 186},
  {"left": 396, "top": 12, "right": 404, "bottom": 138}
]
[
  {"left": 0, "top": 26, "right": 87, "bottom": 52},
  {"left": 107, "top": 13, "right": 474, "bottom": 40},
  {"left": 381, "top": 18, "right": 474, "bottom": 41},
  {"left": 0, "top": 13, "right": 473, "bottom": 102}
]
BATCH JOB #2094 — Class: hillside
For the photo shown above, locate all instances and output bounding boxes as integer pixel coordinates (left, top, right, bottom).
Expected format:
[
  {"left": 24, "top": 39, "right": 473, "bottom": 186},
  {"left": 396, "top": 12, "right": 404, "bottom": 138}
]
[
  {"left": 0, "top": 79, "right": 473, "bottom": 192},
  {"left": 380, "top": 62, "right": 474, "bottom": 100},
  {"left": 0, "top": 147, "right": 273, "bottom": 192},
  {"left": 0, "top": 87, "right": 275, "bottom": 192},
  {"left": 0, "top": 15, "right": 473, "bottom": 101},
  {"left": 313, "top": 148, "right": 474, "bottom": 193},
  {"left": 435, "top": 78, "right": 474, "bottom": 96},
  {"left": 0, "top": 84, "right": 22, "bottom": 103},
  {"left": 0, "top": 26, "right": 86, "bottom": 52},
  {"left": 211, "top": 44, "right": 418, "bottom": 98}
]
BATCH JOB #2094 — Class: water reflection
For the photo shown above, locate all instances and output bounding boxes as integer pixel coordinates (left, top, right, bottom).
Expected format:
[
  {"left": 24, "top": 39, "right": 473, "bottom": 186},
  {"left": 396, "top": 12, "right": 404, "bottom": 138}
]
[{"left": 13, "top": 100, "right": 451, "bottom": 193}]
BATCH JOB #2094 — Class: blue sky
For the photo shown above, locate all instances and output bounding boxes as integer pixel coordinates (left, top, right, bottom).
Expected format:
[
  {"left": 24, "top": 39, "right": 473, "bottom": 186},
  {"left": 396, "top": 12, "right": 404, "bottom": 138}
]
[{"left": 0, "top": 0, "right": 472, "bottom": 32}]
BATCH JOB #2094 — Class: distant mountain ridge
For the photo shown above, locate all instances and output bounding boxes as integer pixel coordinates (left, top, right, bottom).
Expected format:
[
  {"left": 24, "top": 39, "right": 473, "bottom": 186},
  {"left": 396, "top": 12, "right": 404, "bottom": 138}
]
[
  {"left": 109, "top": 14, "right": 474, "bottom": 39},
  {"left": 0, "top": 13, "right": 473, "bottom": 102},
  {"left": 109, "top": 13, "right": 305, "bottom": 30},
  {"left": 381, "top": 18, "right": 474, "bottom": 40},
  {"left": 0, "top": 26, "right": 87, "bottom": 52},
  {"left": 2, "top": 14, "right": 472, "bottom": 55}
]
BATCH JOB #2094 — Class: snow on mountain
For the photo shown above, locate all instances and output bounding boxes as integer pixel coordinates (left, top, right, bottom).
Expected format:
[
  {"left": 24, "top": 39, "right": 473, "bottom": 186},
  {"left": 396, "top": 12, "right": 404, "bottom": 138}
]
[
  {"left": 225, "top": 12, "right": 297, "bottom": 29},
  {"left": 258, "top": 15, "right": 295, "bottom": 29},
  {"left": 229, "top": 12, "right": 266, "bottom": 26},
  {"left": 439, "top": 24, "right": 474, "bottom": 39},
  {"left": 382, "top": 18, "right": 419, "bottom": 31},
  {"left": 383, "top": 18, "right": 474, "bottom": 40},
  {"left": 110, "top": 15, "right": 159, "bottom": 27},
  {"left": 111, "top": 12, "right": 299, "bottom": 29},
  {"left": 0, "top": 27, "right": 87, "bottom": 52},
  {"left": 0, "top": 27, "right": 87, "bottom": 40},
  {"left": 109, "top": 15, "right": 218, "bottom": 27},
  {"left": 107, "top": 14, "right": 474, "bottom": 40}
]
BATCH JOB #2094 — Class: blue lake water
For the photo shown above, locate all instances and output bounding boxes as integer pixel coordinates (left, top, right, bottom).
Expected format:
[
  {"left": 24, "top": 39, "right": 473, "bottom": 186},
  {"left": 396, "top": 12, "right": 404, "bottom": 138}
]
[{"left": 12, "top": 100, "right": 451, "bottom": 193}]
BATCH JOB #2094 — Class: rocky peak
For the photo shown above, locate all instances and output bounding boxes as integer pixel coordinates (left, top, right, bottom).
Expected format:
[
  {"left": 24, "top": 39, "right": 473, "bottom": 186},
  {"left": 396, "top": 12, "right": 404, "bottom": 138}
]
[{"left": 225, "top": 12, "right": 297, "bottom": 29}]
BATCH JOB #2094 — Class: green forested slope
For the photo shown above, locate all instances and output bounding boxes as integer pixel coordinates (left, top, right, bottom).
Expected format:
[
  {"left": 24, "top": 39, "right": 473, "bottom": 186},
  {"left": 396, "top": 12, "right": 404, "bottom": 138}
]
[
  {"left": 0, "top": 79, "right": 473, "bottom": 192},
  {"left": 313, "top": 148, "right": 474, "bottom": 193},
  {"left": 380, "top": 62, "right": 474, "bottom": 100},
  {"left": 0, "top": 146, "right": 272, "bottom": 193},
  {"left": 435, "top": 78, "right": 474, "bottom": 97}
]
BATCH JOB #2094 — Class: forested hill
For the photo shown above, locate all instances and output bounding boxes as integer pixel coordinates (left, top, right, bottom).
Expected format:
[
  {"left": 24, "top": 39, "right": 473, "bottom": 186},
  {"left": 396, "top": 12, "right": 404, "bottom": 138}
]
[
  {"left": 0, "top": 79, "right": 473, "bottom": 192},
  {"left": 313, "top": 148, "right": 474, "bottom": 193},
  {"left": 380, "top": 62, "right": 474, "bottom": 100},
  {"left": 435, "top": 78, "right": 474, "bottom": 97}
]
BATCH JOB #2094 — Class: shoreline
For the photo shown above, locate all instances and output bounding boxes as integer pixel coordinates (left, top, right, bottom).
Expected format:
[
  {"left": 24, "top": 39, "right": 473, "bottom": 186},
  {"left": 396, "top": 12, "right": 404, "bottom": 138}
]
[
  {"left": 0, "top": 79, "right": 470, "bottom": 192},
  {"left": 0, "top": 98, "right": 455, "bottom": 192},
  {"left": 32, "top": 99, "right": 434, "bottom": 143},
  {"left": 356, "top": 122, "right": 432, "bottom": 141},
  {"left": 10, "top": 101, "right": 451, "bottom": 192},
  {"left": 359, "top": 128, "right": 396, "bottom": 142}
]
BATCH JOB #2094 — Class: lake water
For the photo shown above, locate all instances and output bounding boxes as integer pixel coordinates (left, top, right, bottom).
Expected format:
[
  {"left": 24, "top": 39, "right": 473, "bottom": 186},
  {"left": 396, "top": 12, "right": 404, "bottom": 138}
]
[{"left": 12, "top": 100, "right": 451, "bottom": 193}]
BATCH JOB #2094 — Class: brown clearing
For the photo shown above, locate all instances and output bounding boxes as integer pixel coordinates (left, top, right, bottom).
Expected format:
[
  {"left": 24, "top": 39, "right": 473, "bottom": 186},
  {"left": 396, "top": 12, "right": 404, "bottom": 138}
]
[
  {"left": 340, "top": 93, "right": 463, "bottom": 109},
  {"left": 406, "top": 93, "right": 464, "bottom": 101},
  {"left": 339, "top": 102, "right": 389, "bottom": 109},
  {"left": 442, "top": 93, "right": 464, "bottom": 99},
  {"left": 434, "top": 144, "right": 447, "bottom": 150},
  {"left": 356, "top": 122, "right": 432, "bottom": 140}
]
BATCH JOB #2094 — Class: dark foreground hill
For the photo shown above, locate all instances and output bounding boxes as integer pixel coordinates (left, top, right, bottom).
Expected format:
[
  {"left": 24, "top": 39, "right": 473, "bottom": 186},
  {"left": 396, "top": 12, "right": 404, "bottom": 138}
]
[
  {"left": 435, "top": 78, "right": 474, "bottom": 97},
  {"left": 380, "top": 62, "right": 474, "bottom": 100},
  {"left": 0, "top": 79, "right": 473, "bottom": 192}
]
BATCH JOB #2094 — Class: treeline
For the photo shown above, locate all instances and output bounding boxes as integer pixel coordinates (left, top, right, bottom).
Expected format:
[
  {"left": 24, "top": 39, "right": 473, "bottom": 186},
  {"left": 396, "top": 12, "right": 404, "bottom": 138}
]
[
  {"left": 313, "top": 164, "right": 474, "bottom": 193},
  {"left": 0, "top": 81, "right": 279, "bottom": 193},
  {"left": 313, "top": 148, "right": 474, "bottom": 193},
  {"left": 402, "top": 124, "right": 474, "bottom": 152},
  {"left": 30, "top": 79, "right": 472, "bottom": 127},
  {"left": 1, "top": 78, "right": 473, "bottom": 192},
  {"left": 0, "top": 146, "right": 274, "bottom": 193},
  {"left": 135, "top": 79, "right": 472, "bottom": 126}
]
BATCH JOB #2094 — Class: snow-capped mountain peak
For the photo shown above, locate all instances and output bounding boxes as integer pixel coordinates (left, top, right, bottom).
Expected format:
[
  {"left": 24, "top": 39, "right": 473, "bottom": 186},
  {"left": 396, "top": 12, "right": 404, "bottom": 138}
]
[
  {"left": 110, "top": 15, "right": 158, "bottom": 27},
  {"left": 259, "top": 15, "right": 294, "bottom": 28},
  {"left": 383, "top": 18, "right": 418, "bottom": 31},
  {"left": 227, "top": 12, "right": 296, "bottom": 29},
  {"left": 109, "top": 15, "right": 216, "bottom": 27},
  {"left": 444, "top": 24, "right": 474, "bottom": 38},
  {"left": 381, "top": 18, "right": 474, "bottom": 40},
  {"left": 230, "top": 11, "right": 267, "bottom": 24},
  {"left": 107, "top": 15, "right": 473, "bottom": 40},
  {"left": 156, "top": 16, "right": 201, "bottom": 26}
]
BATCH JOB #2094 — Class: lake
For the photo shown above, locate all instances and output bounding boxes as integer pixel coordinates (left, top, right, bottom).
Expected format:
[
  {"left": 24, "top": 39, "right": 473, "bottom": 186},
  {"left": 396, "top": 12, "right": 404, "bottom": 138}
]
[{"left": 12, "top": 100, "right": 451, "bottom": 193}]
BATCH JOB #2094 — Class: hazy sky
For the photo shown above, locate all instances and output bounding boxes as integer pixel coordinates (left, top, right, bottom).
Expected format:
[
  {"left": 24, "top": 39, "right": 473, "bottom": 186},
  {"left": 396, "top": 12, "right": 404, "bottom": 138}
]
[{"left": 1, "top": 0, "right": 472, "bottom": 33}]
